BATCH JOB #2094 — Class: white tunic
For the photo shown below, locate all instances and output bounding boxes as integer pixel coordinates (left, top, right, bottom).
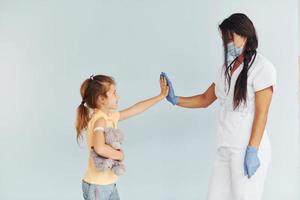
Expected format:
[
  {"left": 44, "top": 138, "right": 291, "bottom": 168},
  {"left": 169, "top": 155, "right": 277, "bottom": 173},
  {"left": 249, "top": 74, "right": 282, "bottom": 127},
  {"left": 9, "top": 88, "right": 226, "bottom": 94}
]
[{"left": 214, "top": 53, "right": 276, "bottom": 149}]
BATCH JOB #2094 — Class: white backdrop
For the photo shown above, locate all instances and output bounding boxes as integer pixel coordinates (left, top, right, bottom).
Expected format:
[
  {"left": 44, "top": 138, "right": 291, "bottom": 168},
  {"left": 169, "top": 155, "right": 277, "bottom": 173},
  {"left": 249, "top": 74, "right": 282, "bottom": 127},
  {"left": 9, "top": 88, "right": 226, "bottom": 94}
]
[{"left": 0, "top": 0, "right": 299, "bottom": 199}]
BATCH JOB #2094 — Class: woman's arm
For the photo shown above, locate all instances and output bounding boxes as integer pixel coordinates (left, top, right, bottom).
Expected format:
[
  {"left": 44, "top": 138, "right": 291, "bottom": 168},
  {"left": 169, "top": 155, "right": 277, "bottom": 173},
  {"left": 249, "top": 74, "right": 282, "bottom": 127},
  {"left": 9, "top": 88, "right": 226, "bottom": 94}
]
[
  {"left": 176, "top": 83, "right": 217, "bottom": 108},
  {"left": 248, "top": 86, "right": 274, "bottom": 148},
  {"left": 92, "top": 118, "right": 124, "bottom": 161},
  {"left": 119, "top": 76, "right": 169, "bottom": 121}
]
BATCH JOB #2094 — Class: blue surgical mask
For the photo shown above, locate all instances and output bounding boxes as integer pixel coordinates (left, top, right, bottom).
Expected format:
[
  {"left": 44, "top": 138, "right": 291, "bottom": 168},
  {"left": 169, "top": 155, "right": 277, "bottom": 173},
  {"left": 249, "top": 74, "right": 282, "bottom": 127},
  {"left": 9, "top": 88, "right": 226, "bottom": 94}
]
[{"left": 227, "top": 41, "right": 243, "bottom": 61}]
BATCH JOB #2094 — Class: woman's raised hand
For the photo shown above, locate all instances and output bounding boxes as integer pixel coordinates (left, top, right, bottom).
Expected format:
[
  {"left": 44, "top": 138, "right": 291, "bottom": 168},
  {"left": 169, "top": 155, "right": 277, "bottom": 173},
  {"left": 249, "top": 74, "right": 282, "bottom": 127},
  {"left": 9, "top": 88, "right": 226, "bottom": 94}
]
[{"left": 160, "top": 72, "right": 179, "bottom": 105}]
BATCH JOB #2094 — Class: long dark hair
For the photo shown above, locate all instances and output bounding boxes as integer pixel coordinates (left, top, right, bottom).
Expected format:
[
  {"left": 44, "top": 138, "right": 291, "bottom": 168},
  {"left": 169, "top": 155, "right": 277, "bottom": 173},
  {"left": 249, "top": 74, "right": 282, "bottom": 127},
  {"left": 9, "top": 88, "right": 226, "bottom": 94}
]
[
  {"left": 219, "top": 13, "right": 258, "bottom": 109},
  {"left": 75, "top": 75, "right": 115, "bottom": 143}
]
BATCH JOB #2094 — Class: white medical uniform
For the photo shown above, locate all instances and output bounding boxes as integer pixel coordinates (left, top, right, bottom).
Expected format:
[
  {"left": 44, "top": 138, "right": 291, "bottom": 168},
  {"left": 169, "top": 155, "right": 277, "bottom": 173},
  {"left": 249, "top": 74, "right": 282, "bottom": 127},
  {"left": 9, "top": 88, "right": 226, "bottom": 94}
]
[{"left": 207, "top": 53, "right": 276, "bottom": 200}]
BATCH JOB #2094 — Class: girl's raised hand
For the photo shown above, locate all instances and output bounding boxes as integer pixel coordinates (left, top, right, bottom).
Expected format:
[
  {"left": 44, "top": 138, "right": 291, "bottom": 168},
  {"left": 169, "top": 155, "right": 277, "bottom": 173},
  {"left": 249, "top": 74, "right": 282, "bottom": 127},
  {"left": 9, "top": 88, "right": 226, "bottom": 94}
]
[
  {"left": 118, "top": 74, "right": 170, "bottom": 121},
  {"left": 159, "top": 75, "right": 169, "bottom": 98}
]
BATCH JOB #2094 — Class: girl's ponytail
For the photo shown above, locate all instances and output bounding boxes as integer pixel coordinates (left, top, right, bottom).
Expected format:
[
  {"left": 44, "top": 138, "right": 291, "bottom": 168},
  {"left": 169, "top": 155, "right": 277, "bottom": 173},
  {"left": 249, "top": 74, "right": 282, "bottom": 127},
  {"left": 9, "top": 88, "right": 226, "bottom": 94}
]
[
  {"left": 76, "top": 101, "right": 89, "bottom": 143},
  {"left": 76, "top": 79, "right": 90, "bottom": 143}
]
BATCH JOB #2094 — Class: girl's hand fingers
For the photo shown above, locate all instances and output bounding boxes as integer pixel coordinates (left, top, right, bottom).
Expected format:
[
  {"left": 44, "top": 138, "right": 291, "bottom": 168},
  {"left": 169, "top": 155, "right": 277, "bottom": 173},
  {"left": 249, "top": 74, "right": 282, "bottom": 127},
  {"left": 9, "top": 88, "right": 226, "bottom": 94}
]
[
  {"left": 160, "top": 77, "right": 166, "bottom": 85},
  {"left": 162, "top": 77, "right": 167, "bottom": 85},
  {"left": 159, "top": 77, "right": 169, "bottom": 97}
]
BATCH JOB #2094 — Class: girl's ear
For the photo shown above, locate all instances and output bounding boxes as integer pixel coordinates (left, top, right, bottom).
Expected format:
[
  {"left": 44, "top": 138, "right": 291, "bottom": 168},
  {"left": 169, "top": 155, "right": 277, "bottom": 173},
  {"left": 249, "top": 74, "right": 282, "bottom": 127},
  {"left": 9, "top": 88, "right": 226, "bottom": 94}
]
[{"left": 96, "top": 95, "right": 105, "bottom": 106}]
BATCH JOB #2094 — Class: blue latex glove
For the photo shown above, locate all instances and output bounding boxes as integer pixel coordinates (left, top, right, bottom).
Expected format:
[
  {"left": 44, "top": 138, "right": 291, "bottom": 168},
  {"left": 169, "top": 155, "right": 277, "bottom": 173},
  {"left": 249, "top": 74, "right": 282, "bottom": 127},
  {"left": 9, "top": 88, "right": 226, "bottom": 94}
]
[
  {"left": 244, "top": 145, "right": 260, "bottom": 179},
  {"left": 160, "top": 72, "right": 179, "bottom": 105}
]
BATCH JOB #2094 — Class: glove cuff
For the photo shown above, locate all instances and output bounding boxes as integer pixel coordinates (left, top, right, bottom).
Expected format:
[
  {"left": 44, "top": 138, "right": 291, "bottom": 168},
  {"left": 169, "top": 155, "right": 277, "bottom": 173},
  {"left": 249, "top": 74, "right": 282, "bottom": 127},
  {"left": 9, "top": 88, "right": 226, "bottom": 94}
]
[
  {"left": 246, "top": 145, "right": 258, "bottom": 153},
  {"left": 172, "top": 96, "right": 179, "bottom": 105}
]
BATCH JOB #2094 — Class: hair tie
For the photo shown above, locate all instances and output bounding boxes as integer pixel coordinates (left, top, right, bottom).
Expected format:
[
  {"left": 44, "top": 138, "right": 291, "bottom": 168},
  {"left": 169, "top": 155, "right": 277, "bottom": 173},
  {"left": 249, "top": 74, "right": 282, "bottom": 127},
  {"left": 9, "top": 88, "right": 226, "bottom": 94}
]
[{"left": 81, "top": 100, "right": 85, "bottom": 105}]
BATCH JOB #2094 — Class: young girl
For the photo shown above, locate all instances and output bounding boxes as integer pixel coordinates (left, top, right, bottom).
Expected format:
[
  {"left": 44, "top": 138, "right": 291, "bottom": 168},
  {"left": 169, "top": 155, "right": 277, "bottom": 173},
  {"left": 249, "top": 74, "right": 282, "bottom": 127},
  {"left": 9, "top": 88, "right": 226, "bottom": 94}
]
[{"left": 75, "top": 74, "right": 169, "bottom": 200}]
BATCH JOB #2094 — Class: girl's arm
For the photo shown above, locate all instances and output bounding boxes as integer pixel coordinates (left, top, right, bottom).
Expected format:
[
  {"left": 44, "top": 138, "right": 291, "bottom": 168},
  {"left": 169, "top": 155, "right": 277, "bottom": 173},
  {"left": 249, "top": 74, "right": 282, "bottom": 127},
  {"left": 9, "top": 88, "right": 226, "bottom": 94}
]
[
  {"left": 92, "top": 118, "right": 124, "bottom": 161},
  {"left": 119, "top": 76, "right": 169, "bottom": 121},
  {"left": 248, "top": 86, "right": 274, "bottom": 147},
  {"left": 176, "top": 83, "right": 217, "bottom": 108}
]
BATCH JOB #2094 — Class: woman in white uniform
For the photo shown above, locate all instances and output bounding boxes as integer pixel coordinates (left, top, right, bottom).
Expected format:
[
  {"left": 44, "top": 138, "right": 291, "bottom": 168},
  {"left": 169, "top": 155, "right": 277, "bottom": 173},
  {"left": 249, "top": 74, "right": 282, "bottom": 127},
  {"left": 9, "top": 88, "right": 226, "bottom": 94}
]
[{"left": 161, "top": 13, "right": 276, "bottom": 200}]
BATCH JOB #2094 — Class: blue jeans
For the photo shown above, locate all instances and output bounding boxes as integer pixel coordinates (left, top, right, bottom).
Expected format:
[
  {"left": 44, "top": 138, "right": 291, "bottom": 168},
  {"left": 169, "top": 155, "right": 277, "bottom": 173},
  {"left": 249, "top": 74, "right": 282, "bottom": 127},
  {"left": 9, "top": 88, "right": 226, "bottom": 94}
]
[{"left": 82, "top": 180, "right": 120, "bottom": 200}]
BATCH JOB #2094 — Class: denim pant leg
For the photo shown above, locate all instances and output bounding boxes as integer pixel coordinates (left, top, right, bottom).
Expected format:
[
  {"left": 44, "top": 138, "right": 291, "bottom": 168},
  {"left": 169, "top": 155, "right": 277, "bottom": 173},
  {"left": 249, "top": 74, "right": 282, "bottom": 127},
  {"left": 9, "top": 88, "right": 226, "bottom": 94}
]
[
  {"left": 82, "top": 180, "right": 96, "bottom": 200},
  {"left": 82, "top": 180, "right": 120, "bottom": 200},
  {"left": 109, "top": 184, "right": 120, "bottom": 200}
]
